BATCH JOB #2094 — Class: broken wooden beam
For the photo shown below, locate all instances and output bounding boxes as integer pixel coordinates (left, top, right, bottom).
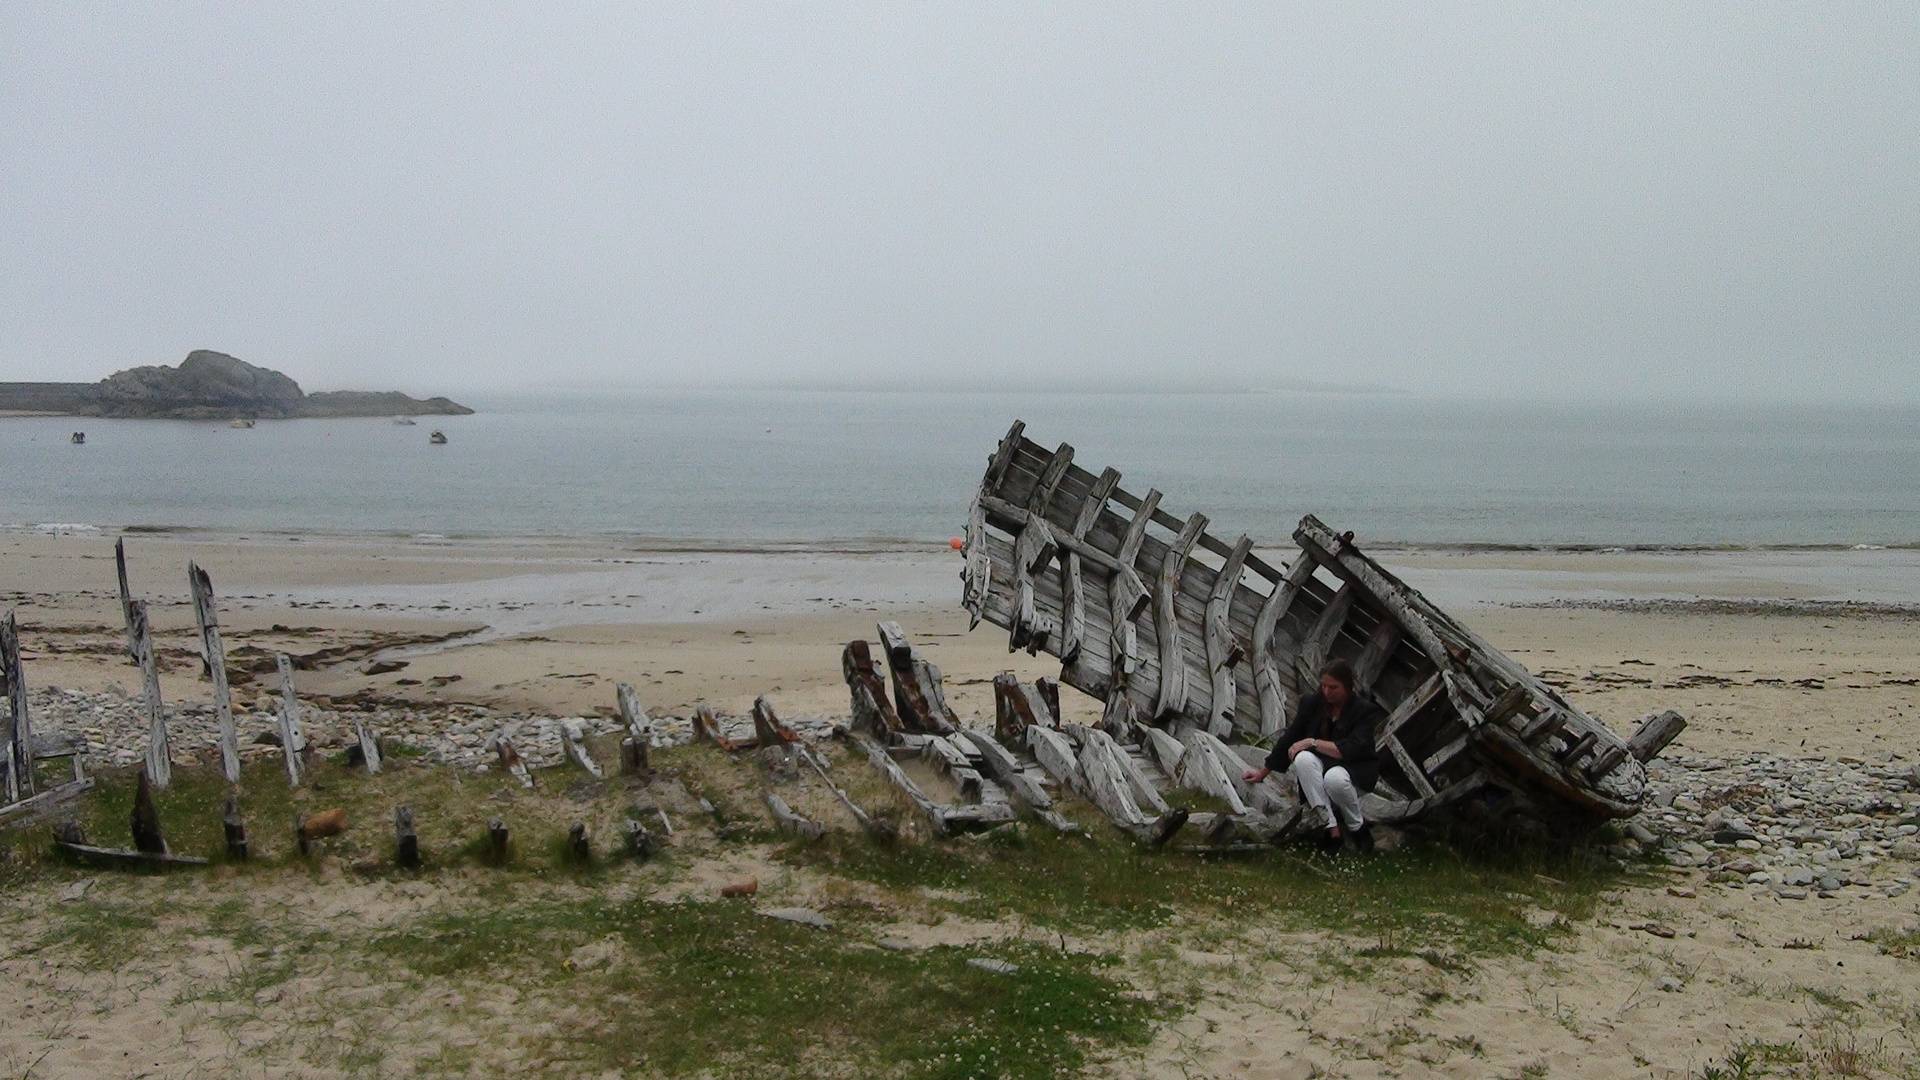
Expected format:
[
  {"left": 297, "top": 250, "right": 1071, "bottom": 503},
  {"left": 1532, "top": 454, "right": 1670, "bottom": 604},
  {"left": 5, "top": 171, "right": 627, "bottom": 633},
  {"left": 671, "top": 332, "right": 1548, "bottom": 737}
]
[
  {"left": 1251, "top": 555, "right": 1319, "bottom": 739},
  {"left": 1152, "top": 512, "right": 1208, "bottom": 720},
  {"left": 394, "top": 805, "right": 421, "bottom": 868},
  {"left": 955, "top": 729, "right": 1078, "bottom": 835},
  {"left": 487, "top": 818, "right": 510, "bottom": 862},
  {"left": 752, "top": 696, "right": 799, "bottom": 747},
  {"left": 274, "top": 653, "right": 306, "bottom": 787},
  {"left": 842, "top": 639, "right": 904, "bottom": 740},
  {"left": 187, "top": 563, "right": 242, "bottom": 784},
  {"left": 567, "top": 823, "right": 592, "bottom": 862},
  {"left": 0, "top": 610, "right": 33, "bottom": 803},
  {"left": 0, "top": 777, "right": 94, "bottom": 824},
  {"left": 561, "top": 719, "right": 604, "bottom": 778},
  {"left": 131, "top": 768, "right": 167, "bottom": 855},
  {"left": 763, "top": 791, "right": 826, "bottom": 840},
  {"left": 1203, "top": 535, "right": 1253, "bottom": 738},
  {"left": 876, "top": 622, "right": 959, "bottom": 735},
  {"left": 1627, "top": 710, "right": 1687, "bottom": 763},
  {"left": 616, "top": 682, "right": 652, "bottom": 774},
  {"left": 54, "top": 820, "right": 209, "bottom": 867},
  {"left": 354, "top": 720, "right": 383, "bottom": 775}
]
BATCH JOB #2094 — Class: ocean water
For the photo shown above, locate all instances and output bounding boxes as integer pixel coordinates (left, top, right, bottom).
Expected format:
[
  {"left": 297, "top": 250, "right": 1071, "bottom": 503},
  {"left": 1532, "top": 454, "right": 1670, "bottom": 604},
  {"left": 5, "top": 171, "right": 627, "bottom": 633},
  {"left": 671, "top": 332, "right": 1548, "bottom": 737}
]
[{"left": 3, "top": 392, "right": 1918, "bottom": 548}]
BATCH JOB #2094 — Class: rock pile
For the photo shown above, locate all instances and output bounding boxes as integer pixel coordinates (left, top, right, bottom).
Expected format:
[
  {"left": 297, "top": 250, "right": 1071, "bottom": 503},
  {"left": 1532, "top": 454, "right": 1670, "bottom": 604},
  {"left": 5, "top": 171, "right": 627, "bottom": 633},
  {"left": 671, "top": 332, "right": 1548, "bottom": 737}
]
[
  {"left": 22, "top": 685, "right": 838, "bottom": 774},
  {"left": 1632, "top": 751, "right": 1919, "bottom": 900}
]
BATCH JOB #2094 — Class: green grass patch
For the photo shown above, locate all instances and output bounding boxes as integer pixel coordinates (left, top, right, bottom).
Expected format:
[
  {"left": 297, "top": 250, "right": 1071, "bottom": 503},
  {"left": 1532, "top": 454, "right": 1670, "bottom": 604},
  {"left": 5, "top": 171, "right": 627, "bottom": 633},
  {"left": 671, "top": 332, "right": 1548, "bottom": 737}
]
[
  {"left": 370, "top": 896, "right": 1161, "bottom": 1079},
  {"left": 39, "top": 902, "right": 157, "bottom": 969}
]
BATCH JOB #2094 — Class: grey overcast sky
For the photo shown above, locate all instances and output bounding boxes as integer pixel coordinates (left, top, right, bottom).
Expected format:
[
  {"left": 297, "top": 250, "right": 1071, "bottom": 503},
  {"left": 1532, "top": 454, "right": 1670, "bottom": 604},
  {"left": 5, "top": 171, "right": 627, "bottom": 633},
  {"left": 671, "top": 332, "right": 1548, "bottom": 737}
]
[{"left": 2, "top": 4, "right": 1915, "bottom": 400}]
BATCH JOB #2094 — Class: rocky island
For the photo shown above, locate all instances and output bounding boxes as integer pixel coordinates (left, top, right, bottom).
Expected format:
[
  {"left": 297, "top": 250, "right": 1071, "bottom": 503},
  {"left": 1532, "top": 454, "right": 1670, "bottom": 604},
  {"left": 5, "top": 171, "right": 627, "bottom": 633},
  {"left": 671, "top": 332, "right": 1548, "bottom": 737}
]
[{"left": 0, "top": 350, "right": 473, "bottom": 419}]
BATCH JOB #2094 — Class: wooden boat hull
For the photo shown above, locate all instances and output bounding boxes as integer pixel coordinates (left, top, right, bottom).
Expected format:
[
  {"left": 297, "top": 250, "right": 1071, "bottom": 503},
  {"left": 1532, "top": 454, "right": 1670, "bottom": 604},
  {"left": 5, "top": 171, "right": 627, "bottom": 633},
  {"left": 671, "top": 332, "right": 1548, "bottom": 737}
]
[{"left": 962, "top": 422, "right": 1681, "bottom": 832}]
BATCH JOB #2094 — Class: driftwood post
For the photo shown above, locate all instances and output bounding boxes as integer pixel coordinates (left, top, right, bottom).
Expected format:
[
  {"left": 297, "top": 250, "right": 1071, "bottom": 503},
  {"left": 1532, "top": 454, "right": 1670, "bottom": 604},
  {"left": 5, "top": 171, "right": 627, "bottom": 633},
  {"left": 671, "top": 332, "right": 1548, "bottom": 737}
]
[
  {"left": 395, "top": 805, "right": 420, "bottom": 868},
  {"left": 560, "top": 719, "right": 603, "bottom": 778},
  {"left": 274, "top": 653, "right": 306, "bottom": 786},
  {"left": 187, "top": 563, "right": 242, "bottom": 784},
  {"left": 0, "top": 611, "right": 34, "bottom": 803},
  {"left": 353, "top": 720, "right": 383, "bottom": 774},
  {"left": 221, "top": 797, "right": 248, "bottom": 860},
  {"left": 131, "top": 769, "right": 167, "bottom": 855},
  {"left": 616, "top": 682, "right": 650, "bottom": 774},
  {"left": 567, "top": 822, "right": 591, "bottom": 862},
  {"left": 116, "top": 539, "right": 171, "bottom": 789},
  {"left": 842, "top": 640, "right": 903, "bottom": 740},
  {"left": 486, "top": 818, "right": 510, "bottom": 862},
  {"left": 495, "top": 733, "right": 534, "bottom": 788}
]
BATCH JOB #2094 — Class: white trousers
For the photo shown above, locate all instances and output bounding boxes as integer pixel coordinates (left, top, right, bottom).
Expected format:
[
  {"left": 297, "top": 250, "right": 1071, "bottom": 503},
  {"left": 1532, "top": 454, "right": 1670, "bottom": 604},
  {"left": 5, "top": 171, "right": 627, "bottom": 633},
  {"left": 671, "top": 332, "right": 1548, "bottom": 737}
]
[{"left": 1291, "top": 751, "right": 1365, "bottom": 832}]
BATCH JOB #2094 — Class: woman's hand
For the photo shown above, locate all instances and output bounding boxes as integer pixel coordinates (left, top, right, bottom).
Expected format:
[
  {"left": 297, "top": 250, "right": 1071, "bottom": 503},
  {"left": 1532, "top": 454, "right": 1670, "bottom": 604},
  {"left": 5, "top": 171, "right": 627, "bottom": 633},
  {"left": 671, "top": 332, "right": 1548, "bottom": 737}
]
[
  {"left": 1287, "top": 738, "right": 1315, "bottom": 760},
  {"left": 1241, "top": 766, "right": 1271, "bottom": 783}
]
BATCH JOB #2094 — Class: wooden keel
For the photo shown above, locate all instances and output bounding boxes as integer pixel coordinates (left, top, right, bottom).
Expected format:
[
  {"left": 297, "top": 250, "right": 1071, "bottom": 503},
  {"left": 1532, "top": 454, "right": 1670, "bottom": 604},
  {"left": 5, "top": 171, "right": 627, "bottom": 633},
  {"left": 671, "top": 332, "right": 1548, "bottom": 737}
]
[{"left": 187, "top": 563, "right": 241, "bottom": 784}]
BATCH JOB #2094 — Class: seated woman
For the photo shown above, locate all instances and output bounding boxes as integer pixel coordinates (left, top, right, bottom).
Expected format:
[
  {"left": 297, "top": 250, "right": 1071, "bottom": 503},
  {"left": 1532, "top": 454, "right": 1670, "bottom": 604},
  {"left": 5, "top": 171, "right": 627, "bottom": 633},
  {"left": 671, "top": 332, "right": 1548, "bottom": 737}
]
[{"left": 1241, "top": 658, "right": 1383, "bottom": 852}]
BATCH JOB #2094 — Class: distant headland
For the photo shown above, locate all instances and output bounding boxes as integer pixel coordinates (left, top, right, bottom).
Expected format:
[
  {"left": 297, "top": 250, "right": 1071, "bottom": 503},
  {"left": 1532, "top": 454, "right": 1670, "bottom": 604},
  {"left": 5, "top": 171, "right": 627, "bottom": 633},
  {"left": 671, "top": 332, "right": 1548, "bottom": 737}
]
[{"left": 0, "top": 350, "right": 474, "bottom": 419}]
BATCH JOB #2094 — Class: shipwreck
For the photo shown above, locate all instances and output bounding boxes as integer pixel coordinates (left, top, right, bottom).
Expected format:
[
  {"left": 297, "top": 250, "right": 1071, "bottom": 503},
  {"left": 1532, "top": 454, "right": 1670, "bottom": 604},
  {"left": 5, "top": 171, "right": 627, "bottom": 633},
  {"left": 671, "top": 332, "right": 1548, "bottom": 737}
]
[{"left": 841, "top": 421, "right": 1687, "bottom": 849}]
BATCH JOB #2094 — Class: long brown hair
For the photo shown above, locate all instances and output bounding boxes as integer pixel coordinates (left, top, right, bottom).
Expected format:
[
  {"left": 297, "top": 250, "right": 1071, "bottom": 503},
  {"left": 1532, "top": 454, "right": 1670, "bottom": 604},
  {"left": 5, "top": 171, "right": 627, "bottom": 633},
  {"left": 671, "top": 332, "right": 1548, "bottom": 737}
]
[{"left": 1321, "top": 658, "right": 1355, "bottom": 691}]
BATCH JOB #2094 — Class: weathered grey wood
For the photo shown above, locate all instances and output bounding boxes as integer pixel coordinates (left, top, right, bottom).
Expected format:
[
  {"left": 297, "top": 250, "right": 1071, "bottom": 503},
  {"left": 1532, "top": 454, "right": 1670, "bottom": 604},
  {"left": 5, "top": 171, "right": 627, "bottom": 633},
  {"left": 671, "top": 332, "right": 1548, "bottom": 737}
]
[
  {"left": 1294, "top": 517, "right": 1454, "bottom": 671},
  {"left": 1482, "top": 683, "right": 1533, "bottom": 729},
  {"left": 561, "top": 719, "right": 604, "bottom": 778},
  {"left": 1557, "top": 730, "right": 1597, "bottom": 765},
  {"left": 1152, "top": 512, "right": 1209, "bottom": 719},
  {"left": 842, "top": 640, "right": 903, "bottom": 740},
  {"left": 0, "top": 610, "right": 32, "bottom": 803},
  {"left": 1378, "top": 672, "right": 1444, "bottom": 743},
  {"left": 1174, "top": 727, "right": 1253, "bottom": 816},
  {"left": 876, "top": 624, "right": 958, "bottom": 735},
  {"left": 1383, "top": 735, "right": 1437, "bottom": 798},
  {"left": 0, "top": 777, "right": 93, "bottom": 823},
  {"left": 625, "top": 817, "right": 661, "bottom": 859},
  {"left": 752, "top": 696, "right": 797, "bottom": 748},
  {"left": 1025, "top": 725, "right": 1086, "bottom": 794},
  {"left": 1352, "top": 618, "right": 1402, "bottom": 697},
  {"left": 567, "top": 823, "right": 592, "bottom": 862},
  {"left": 615, "top": 684, "right": 652, "bottom": 773},
  {"left": 797, "top": 743, "right": 897, "bottom": 840},
  {"left": 1521, "top": 709, "right": 1565, "bottom": 746},
  {"left": 692, "top": 702, "right": 752, "bottom": 749},
  {"left": 964, "top": 421, "right": 1026, "bottom": 627},
  {"left": 1252, "top": 555, "right": 1319, "bottom": 739},
  {"left": 1421, "top": 732, "right": 1473, "bottom": 777},
  {"left": 1106, "top": 489, "right": 1161, "bottom": 689},
  {"left": 851, "top": 731, "right": 964, "bottom": 835},
  {"left": 131, "top": 768, "right": 167, "bottom": 855},
  {"left": 955, "top": 729, "right": 1077, "bottom": 834},
  {"left": 487, "top": 818, "right": 510, "bottom": 861},
  {"left": 1139, "top": 724, "right": 1187, "bottom": 780},
  {"left": 187, "top": 563, "right": 241, "bottom": 784},
  {"left": 1061, "top": 466, "right": 1121, "bottom": 665},
  {"left": 495, "top": 734, "right": 534, "bottom": 788},
  {"left": 1297, "top": 582, "right": 1355, "bottom": 686},
  {"left": 1627, "top": 710, "right": 1687, "bottom": 762},
  {"left": 274, "top": 653, "right": 305, "bottom": 787},
  {"left": 763, "top": 791, "right": 826, "bottom": 840},
  {"left": 354, "top": 720, "right": 383, "bottom": 775},
  {"left": 1074, "top": 733, "right": 1151, "bottom": 828},
  {"left": 395, "top": 805, "right": 421, "bottom": 868},
  {"left": 1204, "top": 534, "right": 1253, "bottom": 737},
  {"left": 1007, "top": 445, "right": 1072, "bottom": 653},
  {"left": 222, "top": 798, "right": 248, "bottom": 860},
  {"left": 1585, "top": 744, "right": 1629, "bottom": 780},
  {"left": 55, "top": 837, "right": 209, "bottom": 867},
  {"left": 1067, "top": 724, "right": 1169, "bottom": 815},
  {"left": 130, "top": 600, "right": 170, "bottom": 789},
  {"left": 992, "top": 672, "right": 1049, "bottom": 741}
]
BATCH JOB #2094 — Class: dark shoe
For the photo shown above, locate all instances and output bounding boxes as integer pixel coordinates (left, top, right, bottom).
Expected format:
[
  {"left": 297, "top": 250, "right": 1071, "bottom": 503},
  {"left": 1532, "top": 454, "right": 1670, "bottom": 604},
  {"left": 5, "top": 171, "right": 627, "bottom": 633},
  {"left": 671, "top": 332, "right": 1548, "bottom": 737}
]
[
  {"left": 1350, "top": 824, "right": 1375, "bottom": 853},
  {"left": 1317, "top": 830, "right": 1344, "bottom": 856}
]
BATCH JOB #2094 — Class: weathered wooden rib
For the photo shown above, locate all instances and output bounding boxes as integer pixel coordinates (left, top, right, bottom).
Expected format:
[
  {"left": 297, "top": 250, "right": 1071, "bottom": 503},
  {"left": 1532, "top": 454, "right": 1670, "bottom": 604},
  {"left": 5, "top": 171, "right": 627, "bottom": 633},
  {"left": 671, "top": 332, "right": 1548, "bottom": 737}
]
[
  {"left": 354, "top": 720, "right": 383, "bottom": 775},
  {"left": 561, "top": 719, "right": 603, "bottom": 778},
  {"left": 616, "top": 682, "right": 651, "bottom": 774},
  {"left": 764, "top": 791, "right": 826, "bottom": 840},
  {"left": 956, "top": 728, "right": 1078, "bottom": 834},
  {"left": 842, "top": 640, "right": 903, "bottom": 739},
  {"left": 188, "top": 564, "right": 242, "bottom": 784},
  {"left": 963, "top": 421, "right": 1684, "bottom": 833},
  {"left": 850, "top": 731, "right": 1014, "bottom": 835},
  {"left": 274, "top": 653, "right": 306, "bottom": 787},
  {"left": 876, "top": 622, "right": 958, "bottom": 735},
  {"left": 0, "top": 611, "right": 32, "bottom": 804},
  {"left": 1203, "top": 535, "right": 1253, "bottom": 737}
]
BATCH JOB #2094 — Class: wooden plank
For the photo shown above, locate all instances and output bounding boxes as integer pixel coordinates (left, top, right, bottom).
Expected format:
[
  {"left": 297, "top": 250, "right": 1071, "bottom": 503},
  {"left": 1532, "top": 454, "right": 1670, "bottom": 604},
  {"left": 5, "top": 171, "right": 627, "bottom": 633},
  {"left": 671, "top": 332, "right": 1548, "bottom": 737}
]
[
  {"left": 1139, "top": 724, "right": 1187, "bottom": 780},
  {"left": 1252, "top": 554, "right": 1319, "bottom": 739},
  {"left": 1025, "top": 725, "right": 1087, "bottom": 795},
  {"left": 1294, "top": 517, "right": 1454, "bottom": 671},
  {"left": 1006, "top": 444, "right": 1073, "bottom": 652},
  {"left": 1203, "top": 534, "right": 1253, "bottom": 737},
  {"left": 1383, "top": 735, "right": 1437, "bottom": 798},
  {"left": 1352, "top": 619, "right": 1402, "bottom": 697},
  {"left": 1060, "top": 466, "right": 1121, "bottom": 665},
  {"left": 1627, "top": 710, "right": 1687, "bottom": 762},
  {"left": 130, "top": 599, "right": 170, "bottom": 789},
  {"left": 0, "top": 777, "right": 93, "bottom": 824},
  {"left": 1074, "top": 734, "right": 1152, "bottom": 828},
  {"left": 1175, "top": 728, "right": 1253, "bottom": 816},
  {"left": 1152, "top": 512, "right": 1208, "bottom": 720},
  {"left": 1585, "top": 744, "right": 1629, "bottom": 780},
  {"left": 561, "top": 719, "right": 604, "bottom": 778},
  {"left": 955, "top": 729, "right": 1078, "bottom": 834},
  {"left": 842, "top": 640, "right": 903, "bottom": 739},
  {"left": 1107, "top": 489, "right": 1161, "bottom": 689},
  {"left": 964, "top": 421, "right": 1026, "bottom": 627},
  {"left": 796, "top": 743, "right": 898, "bottom": 841},
  {"left": 0, "top": 610, "right": 32, "bottom": 803},
  {"left": 1068, "top": 725, "right": 1169, "bottom": 816},
  {"left": 1421, "top": 732, "right": 1473, "bottom": 777},
  {"left": 395, "top": 805, "right": 421, "bottom": 868},
  {"left": 1297, "top": 582, "right": 1355, "bottom": 686},
  {"left": 354, "top": 720, "right": 383, "bottom": 775},
  {"left": 187, "top": 563, "right": 241, "bottom": 784},
  {"left": 764, "top": 791, "right": 826, "bottom": 840},
  {"left": 1377, "top": 671, "right": 1444, "bottom": 743},
  {"left": 1556, "top": 730, "right": 1598, "bottom": 766},
  {"left": 274, "top": 653, "right": 305, "bottom": 787}
]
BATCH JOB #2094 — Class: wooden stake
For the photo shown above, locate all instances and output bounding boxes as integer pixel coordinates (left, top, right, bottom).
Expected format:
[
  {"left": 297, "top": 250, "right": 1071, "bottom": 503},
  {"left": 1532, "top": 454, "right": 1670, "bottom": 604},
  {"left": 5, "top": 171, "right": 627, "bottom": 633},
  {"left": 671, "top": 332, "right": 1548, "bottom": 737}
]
[
  {"left": 130, "top": 768, "right": 167, "bottom": 855},
  {"left": 129, "top": 600, "right": 171, "bottom": 789},
  {"left": 486, "top": 818, "right": 509, "bottom": 862},
  {"left": 566, "top": 822, "right": 591, "bottom": 862},
  {"left": 625, "top": 817, "right": 661, "bottom": 859},
  {"left": 187, "top": 563, "right": 241, "bottom": 784},
  {"left": 395, "top": 805, "right": 420, "bottom": 868},
  {"left": 752, "top": 696, "right": 798, "bottom": 747},
  {"left": 274, "top": 653, "right": 305, "bottom": 786},
  {"left": 615, "top": 682, "right": 651, "bottom": 774},
  {"left": 560, "top": 719, "right": 603, "bottom": 778},
  {"left": 222, "top": 797, "right": 248, "bottom": 860},
  {"left": 354, "top": 720, "right": 383, "bottom": 775},
  {"left": 0, "top": 610, "right": 34, "bottom": 803}
]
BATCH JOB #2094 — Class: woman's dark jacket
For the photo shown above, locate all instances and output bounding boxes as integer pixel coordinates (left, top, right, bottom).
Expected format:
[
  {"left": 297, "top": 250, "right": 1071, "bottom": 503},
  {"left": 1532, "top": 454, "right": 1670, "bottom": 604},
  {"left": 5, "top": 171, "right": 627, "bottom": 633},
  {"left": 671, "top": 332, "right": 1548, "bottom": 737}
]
[{"left": 1263, "top": 690, "right": 1383, "bottom": 793}]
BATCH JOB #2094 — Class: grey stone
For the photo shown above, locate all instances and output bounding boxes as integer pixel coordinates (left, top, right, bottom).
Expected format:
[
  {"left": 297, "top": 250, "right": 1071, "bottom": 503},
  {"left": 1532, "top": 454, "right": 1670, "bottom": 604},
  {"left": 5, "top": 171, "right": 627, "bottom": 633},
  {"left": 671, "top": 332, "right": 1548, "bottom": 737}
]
[
  {"left": 758, "top": 907, "right": 832, "bottom": 930},
  {"left": 967, "top": 958, "right": 1020, "bottom": 975}
]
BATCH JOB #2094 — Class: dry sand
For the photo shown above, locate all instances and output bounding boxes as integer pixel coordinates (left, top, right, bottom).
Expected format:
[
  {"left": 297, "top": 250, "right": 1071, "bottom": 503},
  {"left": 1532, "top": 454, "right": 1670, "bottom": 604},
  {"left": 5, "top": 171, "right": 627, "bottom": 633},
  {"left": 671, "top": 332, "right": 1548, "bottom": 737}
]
[{"left": 1, "top": 527, "right": 1917, "bottom": 1078}]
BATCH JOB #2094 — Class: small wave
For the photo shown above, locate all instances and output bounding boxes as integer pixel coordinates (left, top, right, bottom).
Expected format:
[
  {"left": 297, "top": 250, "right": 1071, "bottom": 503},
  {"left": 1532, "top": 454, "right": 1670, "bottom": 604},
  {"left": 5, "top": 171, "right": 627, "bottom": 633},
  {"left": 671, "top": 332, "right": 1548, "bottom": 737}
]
[{"left": 33, "top": 523, "right": 100, "bottom": 534}]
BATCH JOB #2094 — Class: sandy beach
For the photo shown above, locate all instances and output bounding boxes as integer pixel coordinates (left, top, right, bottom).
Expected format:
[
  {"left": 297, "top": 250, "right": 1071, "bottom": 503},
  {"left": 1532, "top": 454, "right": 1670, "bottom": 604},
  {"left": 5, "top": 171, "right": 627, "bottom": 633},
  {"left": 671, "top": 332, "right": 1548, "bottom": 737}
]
[{"left": 0, "top": 526, "right": 1916, "bottom": 1079}]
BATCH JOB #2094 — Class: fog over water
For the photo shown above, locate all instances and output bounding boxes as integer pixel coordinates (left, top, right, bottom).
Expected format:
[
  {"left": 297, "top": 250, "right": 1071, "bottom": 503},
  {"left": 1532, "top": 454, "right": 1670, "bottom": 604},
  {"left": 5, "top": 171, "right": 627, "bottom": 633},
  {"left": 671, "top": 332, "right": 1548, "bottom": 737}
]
[{"left": 3, "top": 5, "right": 1916, "bottom": 401}]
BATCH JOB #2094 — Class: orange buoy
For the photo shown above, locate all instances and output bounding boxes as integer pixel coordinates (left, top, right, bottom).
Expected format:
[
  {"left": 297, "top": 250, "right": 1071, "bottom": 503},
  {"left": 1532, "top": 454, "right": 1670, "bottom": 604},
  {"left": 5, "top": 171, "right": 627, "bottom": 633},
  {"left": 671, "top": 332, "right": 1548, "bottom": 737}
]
[{"left": 949, "top": 537, "right": 964, "bottom": 550}]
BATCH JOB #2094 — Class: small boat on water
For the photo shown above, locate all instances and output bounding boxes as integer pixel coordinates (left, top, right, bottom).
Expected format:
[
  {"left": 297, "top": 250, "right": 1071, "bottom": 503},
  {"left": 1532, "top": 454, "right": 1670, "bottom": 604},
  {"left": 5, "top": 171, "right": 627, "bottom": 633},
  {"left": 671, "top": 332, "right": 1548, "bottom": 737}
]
[
  {"left": 70, "top": 432, "right": 84, "bottom": 445},
  {"left": 229, "top": 418, "right": 256, "bottom": 429},
  {"left": 392, "top": 416, "right": 417, "bottom": 426},
  {"left": 429, "top": 430, "right": 448, "bottom": 445}
]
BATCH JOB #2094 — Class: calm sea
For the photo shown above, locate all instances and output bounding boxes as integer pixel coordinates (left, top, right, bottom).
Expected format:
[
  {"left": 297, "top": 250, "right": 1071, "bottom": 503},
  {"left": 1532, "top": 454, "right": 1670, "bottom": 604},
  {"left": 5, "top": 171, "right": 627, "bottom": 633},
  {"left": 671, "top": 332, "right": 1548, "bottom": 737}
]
[{"left": 3, "top": 392, "right": 1917, "bottom": 548}]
